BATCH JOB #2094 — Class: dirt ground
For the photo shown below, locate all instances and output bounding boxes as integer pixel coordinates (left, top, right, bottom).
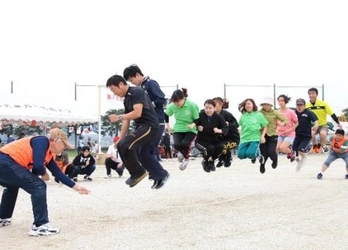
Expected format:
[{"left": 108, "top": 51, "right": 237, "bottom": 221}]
[{"left": 1, "top": 154, "right": 348, "bottom": 250}]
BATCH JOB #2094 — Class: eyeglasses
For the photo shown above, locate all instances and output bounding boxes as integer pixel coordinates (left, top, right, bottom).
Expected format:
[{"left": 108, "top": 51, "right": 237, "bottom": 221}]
[{"left": 296, "top": 104, "right": 304, "bottom": 106}]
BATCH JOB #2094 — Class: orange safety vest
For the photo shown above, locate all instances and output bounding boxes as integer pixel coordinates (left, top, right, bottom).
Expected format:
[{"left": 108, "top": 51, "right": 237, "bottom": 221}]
[
  {"left": 54, "top": 153, "right": 69, "bottom": 173},
  {"left": 331, "top": 136, "right": 347, "bottom": 150},
  {"left": 0, "top": 137, "right": 53, "bottom": 170}
]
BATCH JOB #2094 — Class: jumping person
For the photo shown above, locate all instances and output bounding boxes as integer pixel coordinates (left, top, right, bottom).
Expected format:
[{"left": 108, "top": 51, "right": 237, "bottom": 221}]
[
  {"left": 259, "top": 97, "right": 287, "bottom": 173},
  {"left": 165, "top": 88, "right": 200, "bottom": 171},
  {"left": 293, "top": 98, "right": 318, "bottom": 171},
  {"left": 237, "top": 98, "right": 268, "bottom": 173},
  {"left": 191, "top": 99, "right": 228, "bottom": 173},
  {"left": 213, "top": 97, "right": 240, "bottom": 168},
  {"left": 306, "top": 87, "right": 341, "bottom": 153},
  {"left": 123, "top": 64, "right": 167, "bottom": 162},
  {"left": 276, "top": 95, "right": 298, "bottom": 162},
  {"left": 317, "top": 129, "right": 348, "bottom": 180},
  {"left": 106, "top": 74, "right": 170, "bottom": 189}
]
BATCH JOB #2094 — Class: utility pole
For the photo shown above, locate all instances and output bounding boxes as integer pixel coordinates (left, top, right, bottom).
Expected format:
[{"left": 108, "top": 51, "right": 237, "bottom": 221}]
[{"left": 75, "top": 83, "right": 104, "bottom": 153}]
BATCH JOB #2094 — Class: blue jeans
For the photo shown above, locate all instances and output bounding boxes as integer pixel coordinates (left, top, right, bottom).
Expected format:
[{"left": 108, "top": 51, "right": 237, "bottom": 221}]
[
  {"left": 0, "top": 153, "right": 48, "bottom": 226},
  {"left": 72, "top": 165, "right": 96, "bottom": 177}
]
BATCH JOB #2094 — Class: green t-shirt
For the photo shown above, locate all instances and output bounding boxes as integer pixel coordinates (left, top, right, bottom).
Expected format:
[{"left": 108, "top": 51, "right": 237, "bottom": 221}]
[
  {"left": 165, "top": 99, "right": 199, "bottom": 133},
  {"left": 239, "top": 111, "right": 268, "bottom": 143}
]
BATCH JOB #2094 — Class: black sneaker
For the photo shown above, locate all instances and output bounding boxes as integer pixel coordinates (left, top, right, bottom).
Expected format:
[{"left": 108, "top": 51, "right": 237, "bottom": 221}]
[
  {"left": 151, "top": 173, "right": 170, "bottom": 189},
  {"left": 345, "top": 174, "right": 348, "bottom": 179},
  {"left": 271, "top": 161, "right": 278, "bottom": 169},
  {"left": 260, "top": 163, "right": 266, "bottom": 174},
  {"left": 84, "top": 175, "right": 92, "bottom": 181},
  {"left": 201, "top": 160, "right": 210, "bottom": 173},
  {"left": 317, "top": 173, "right": 323, "bottom": 180},
  {"left": 251, "top": 158, "right": 256, "bottom": 164},
  {"left": 224, "top": 158, "right": 232, "bottom": 167},
  {"left": 216, "top": 160, "right": 224, "bottom": 168},
  {"left": 208, "top": 161, "right": 216, "bottom": 172},
  {"left": 125, "top": 171, "right": 148, "bottom": 187}
]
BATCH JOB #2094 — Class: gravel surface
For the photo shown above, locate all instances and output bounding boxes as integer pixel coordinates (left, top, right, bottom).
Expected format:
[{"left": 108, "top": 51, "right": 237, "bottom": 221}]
[{"left": 1, "top": 154, "right": 348, "bottom": 250}]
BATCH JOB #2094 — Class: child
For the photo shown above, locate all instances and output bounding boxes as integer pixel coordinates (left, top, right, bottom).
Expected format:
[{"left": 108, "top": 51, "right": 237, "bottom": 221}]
[
  {"left": 237, "top": 98, "right": 268, "bottom": 172},
  {"left": 317, "top": 129, "right": 348, "bottom": 179},
  {"left": 259, "top": 97, "right": 287, "bottom": 173},
  {"left": 293, "top": 98, "right": 318, "bottom": 172}
]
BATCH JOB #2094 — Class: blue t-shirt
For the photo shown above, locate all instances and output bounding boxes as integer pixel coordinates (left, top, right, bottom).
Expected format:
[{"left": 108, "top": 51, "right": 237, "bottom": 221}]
[{"left": 295, "top": 109, "right": 318, "bottom": 138}]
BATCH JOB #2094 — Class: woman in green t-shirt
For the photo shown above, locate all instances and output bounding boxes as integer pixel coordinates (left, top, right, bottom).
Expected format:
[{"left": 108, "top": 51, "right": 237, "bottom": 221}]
[{"left": 165, "top": 88, "right": 200, "bottom": 171}]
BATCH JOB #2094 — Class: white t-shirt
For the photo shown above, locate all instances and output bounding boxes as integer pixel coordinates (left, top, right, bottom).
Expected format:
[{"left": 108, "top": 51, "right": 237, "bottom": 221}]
[{"left": 106, "top": 144, "right": 122, "bottom": 163}]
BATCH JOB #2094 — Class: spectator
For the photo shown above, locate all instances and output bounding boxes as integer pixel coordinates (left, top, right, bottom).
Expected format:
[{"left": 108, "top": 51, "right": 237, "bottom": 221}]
[
  {"left": 71, "top": 146, "right": 96, "bottom": 181},
  {"left": 54, "top": 150, "right": 75, "bottom": 181},
  {"left": 105, "top": 136, "right": 125, "bottom": 178},
  {"left": 6, "top": 134, "right": 15, "bottom": 144},
  {"left": 17, "top": 133, "right": 25, "bottom": 140},
  {"left": 77, "top": 136, "right": 84, "bottom": 153}
]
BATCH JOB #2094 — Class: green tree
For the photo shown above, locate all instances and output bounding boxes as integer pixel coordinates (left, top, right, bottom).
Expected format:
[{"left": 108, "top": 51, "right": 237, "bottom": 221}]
[
  {"left": 341, "top": 108, "right": 348, "bottom": 121},
  {"left": 0, "top": 123, "right": 43, "bottom": 138},
  {"left": 13, "top": 124, "right": 43, "bottom": 137},
  {"left": 101, "top": 109, "right": 122, "bottom": 136},
  {"left": 101, "top": 108, "right": 136, "bottom": 136}
]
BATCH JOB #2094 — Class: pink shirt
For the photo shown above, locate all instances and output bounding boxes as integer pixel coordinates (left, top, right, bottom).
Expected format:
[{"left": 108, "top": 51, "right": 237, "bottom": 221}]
[{"left": 277, "top": 108, "right": 298, "bottom": 137}]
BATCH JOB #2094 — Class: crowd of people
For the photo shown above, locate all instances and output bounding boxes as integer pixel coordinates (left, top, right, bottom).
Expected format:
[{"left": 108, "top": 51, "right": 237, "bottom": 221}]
[{"left": 1, "top": 63, "right": 347, "bottom": 237}]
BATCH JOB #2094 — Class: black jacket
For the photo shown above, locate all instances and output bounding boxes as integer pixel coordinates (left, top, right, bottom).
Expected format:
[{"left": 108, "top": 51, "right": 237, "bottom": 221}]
[
  {"left": 194, "top": 111, "right": 228, "bottom": 142},
  {"left": 72, "top": 153, "right": 96, "bottom": 168}
]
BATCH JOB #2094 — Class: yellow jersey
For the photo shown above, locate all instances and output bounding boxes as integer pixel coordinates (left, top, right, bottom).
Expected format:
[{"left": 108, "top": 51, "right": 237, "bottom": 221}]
[{"left": 306, "top": 99, "right": 334, "bottom": 126}]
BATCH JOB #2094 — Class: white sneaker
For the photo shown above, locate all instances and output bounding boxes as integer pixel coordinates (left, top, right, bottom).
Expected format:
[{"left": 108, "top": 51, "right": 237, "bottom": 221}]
[
  {"left": 0, "top": 218, "right": 11, "bottom": 227},
  {"left": 179, "top": 158, "right": 189, "bottom": 171},
  {"left": 29, "top": 223, "right": 60, "bottom": 236},
  {"left": 105, "top": 174, "right": 112, "bottom": 179},
  {"left": 177, "top": 152, "right": 184, "bottom": 163},
  {"left": 301, "top": 157, "right": 307, "bottom": 167},
  {"left": 296, "top": 157, "right": 306, "bottom": 172}
]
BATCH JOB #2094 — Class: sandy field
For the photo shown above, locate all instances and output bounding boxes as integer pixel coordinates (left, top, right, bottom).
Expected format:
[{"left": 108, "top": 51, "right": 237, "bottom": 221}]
[{"left": 1, "top": 153, "right": 348, "bottom": 250}]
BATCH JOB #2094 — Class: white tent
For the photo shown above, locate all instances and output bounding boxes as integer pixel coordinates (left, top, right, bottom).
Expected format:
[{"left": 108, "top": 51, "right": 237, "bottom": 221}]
[{"left": 0, "top": 94, "right": 98, "bottom": 125}]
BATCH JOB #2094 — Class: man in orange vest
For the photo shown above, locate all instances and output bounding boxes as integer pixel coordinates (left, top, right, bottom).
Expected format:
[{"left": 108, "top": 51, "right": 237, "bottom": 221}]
[{"left": 0, "top": 128, "right": 90, "bottom": 236}]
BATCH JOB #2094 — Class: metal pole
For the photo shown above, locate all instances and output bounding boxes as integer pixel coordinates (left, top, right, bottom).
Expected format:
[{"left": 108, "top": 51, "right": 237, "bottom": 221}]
[
  {"left": 98, "top": 85, "right": 102, "bottom": 153},
  {"left": 11, "top": 81, "right": 13, "bottom": 93},
  {"left": 322, "top": 83, "right": 325, "bottom": 100},
  {"left": 273, "top": 83, "right": 276, "bottom": 108},
  {"left": 224, "top": 83, "right": 226, "bottom": 99},
  {"left": 74, "top": 82, "right": 77, "bottom": 101}
]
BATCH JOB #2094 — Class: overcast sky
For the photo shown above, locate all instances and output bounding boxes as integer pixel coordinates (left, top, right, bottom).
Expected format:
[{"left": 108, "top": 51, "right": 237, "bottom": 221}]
[{"left": 0, "top": 0, "right": 347, "bottom": 119}]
